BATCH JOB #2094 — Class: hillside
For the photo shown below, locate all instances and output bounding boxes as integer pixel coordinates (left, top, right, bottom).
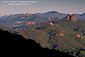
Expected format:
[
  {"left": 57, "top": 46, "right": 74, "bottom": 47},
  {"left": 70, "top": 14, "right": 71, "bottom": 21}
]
[
  {"left": 0, "top": 29, "right": 73, "bottom": 57},
  {"left": 15, "top": 19, "right": 85, "bottom": 57},
  {"left": 0, "top": 24, "right": 19, "bottom": 34}
]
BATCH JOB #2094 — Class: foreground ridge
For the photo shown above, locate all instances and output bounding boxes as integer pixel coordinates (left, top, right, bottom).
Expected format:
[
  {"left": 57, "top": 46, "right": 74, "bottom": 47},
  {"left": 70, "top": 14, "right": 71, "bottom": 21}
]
[{"left": 0, "top": 28, "right": 73, "bottom": 57}]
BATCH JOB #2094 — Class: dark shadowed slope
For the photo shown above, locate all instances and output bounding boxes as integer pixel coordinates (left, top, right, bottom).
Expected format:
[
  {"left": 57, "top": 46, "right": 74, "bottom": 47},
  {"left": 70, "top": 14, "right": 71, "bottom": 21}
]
[{"left": 0, "top": 29, "right": 73, "bottom": 57}]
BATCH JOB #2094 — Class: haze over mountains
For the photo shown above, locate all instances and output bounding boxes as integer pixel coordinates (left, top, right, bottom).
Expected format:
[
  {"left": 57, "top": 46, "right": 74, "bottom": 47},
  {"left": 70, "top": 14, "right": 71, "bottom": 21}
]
[
  {"left": 0, "top": 11, "right": 85, "bottom": 27},
  {"left": 0, "top": 11, "right": 85, "bottom": 20},
  {"left": 0, "top": 11, "right": 85, "bottom": 57}
]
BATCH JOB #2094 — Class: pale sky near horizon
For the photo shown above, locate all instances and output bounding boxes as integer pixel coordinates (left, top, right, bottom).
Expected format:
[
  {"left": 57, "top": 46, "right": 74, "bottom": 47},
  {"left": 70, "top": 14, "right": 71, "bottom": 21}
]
[{"left": 0, "top": 0, "right": 85, "bottom": 16}]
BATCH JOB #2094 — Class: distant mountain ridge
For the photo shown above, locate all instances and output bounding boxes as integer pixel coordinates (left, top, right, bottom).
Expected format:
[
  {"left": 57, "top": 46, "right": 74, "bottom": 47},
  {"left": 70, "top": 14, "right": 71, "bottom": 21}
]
[
  {"left": 0, "top": 11, "right": 84, "bottom": 30},
  {"left": 0, "top": 11, "right": 85, "bottom": 22},
  {"left": 0, "top": 11, "right": 85, "bottom": 20}
]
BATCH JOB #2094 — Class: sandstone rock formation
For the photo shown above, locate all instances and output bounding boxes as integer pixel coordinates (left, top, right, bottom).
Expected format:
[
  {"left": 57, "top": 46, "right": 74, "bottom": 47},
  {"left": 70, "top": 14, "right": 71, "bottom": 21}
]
[
  {"left": 71, "top": 14, "right": 77, "bottom": 22},
  {"left": 56, "top": 33, "right": 64, "bottom": 37},
  {"left": 65, "top": 14, "right": 78, "bottom": 22},
  {"left": 26, "top": 21, "right": 37, "bottom": 26},
  {"left": 76, "top": 34, "right": 83, "bottom": 39},
  {"left": 66, "top": 14, "right": 71, "bottom": 20},
  {"left": 59, "top": 33, "right": 64, "bottom": 36},
  {"left": 50, "top": 22, "right": 54, "bottom": 26}
]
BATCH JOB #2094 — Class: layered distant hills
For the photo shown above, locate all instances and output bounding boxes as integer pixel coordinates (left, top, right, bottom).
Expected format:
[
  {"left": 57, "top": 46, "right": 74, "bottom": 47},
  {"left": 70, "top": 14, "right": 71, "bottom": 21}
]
[
  {"left": 0, "top": 11, "right": 65, "bottom": 27},
  {"left": 0, "top": 11, "right": 85, "bottom": 28},
  {"left": 0, "top": 11, "right": 85, "bottom": 57}
]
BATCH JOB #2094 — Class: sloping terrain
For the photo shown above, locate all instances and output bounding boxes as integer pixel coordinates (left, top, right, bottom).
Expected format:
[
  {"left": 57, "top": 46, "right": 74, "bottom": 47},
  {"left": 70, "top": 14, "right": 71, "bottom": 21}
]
[
  {"left": 0, "top": 24, "right": 19, "bottom": 34},
  {"left": 16, "top": 19, "right": 85, "bottom": 57},
  {"left": 0, "top": 29, "right": 73, "bottom": 57}
]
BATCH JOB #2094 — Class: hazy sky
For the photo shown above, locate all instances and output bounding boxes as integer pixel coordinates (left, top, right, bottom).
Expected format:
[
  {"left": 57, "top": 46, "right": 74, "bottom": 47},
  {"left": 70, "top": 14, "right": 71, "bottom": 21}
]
[{"left": 0, "top": 0, "right": 85, "bottom": 16}]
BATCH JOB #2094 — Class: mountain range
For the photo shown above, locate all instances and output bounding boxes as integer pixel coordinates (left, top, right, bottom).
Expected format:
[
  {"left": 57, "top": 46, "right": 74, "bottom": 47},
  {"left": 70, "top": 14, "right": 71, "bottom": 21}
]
[
  {"left": 0, "top": 11, "right": 85, "bottom": 27},
  {"left": 0, "top": 11, "right": 85, "bottom": 57}
]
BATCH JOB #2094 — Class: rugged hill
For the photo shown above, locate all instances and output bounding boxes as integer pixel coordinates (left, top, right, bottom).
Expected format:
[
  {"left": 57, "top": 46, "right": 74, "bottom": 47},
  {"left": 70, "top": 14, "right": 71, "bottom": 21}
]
[
  {"left": 0, "top": 11, "right": 66, "bottom": 27},
  {"left": 0, "top": 13, "right": 55, "bottom": 27},
  {"left": 0, "top": 12, "right": 85, "bottom": 57},
  {"left": 64, "top": 14, "right": 78, "bottom": 22},
  {"left": 0, "top": 29, "right": 73, "bottom": 57},
  {"left": 13, "top": 15, "right": 85, "bottom": 57}
]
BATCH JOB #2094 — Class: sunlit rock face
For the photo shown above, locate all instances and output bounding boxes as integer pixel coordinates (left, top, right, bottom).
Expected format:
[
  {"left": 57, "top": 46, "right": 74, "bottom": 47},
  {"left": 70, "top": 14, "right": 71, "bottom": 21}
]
[
  {"left": 66, "top": 14, "right": 71, "bottom": 20},
  {"left": 50, "top": 22, "right": 54, "bottom": 26},
  {"left": 26, "top": 21, "right": 37, "bottom": 26},
  {"left": 71, "top": 14, "right": 78, "bottom": 22},
  {"left": 56, "top": 33, "right": 64, "bottom": 37},
  {"left": 64, "top": 14, "right": 78, "bottom": 22},
  {"left": 76, "top": 34, "right": 83, "bottom": 39}
]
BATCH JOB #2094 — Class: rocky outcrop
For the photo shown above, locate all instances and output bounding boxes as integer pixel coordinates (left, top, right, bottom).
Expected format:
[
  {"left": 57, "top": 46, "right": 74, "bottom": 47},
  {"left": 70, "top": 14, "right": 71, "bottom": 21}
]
[
  {"left": 26, "top": 21, "right": 37, "bottom": 26},
  {"left": 76, "top": 34, "right": 83, "bottom": 39},
  {"left": 65, "top": 14, "right": 78, "bottom": 22},
  {"left": 71, "top": 14, "right": 77, "bottom": 22},
  {"left": 59, "top": 33, "right": 64, "bottom": 36},
  {"left": 65, "top": 14, "right": 71, "bottom": 20},
  {"left": 56, "top": 33, "right": 64, "bottom": 36},
  {"left": 50, "top": 22, "right": 54, "bottom": 26}
]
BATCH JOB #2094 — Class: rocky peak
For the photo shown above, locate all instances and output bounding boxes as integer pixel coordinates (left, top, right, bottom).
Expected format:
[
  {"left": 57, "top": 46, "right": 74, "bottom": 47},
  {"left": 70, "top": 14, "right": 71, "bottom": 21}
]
[
  {"left": 64, "top": 14, "right": 78, "bottom": 22},
  {"left": 71, "top": 14, "right": 77, "bottom": 22},
  {"left": 65, "top": 13, "right": 71, "bottom": 20}
]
